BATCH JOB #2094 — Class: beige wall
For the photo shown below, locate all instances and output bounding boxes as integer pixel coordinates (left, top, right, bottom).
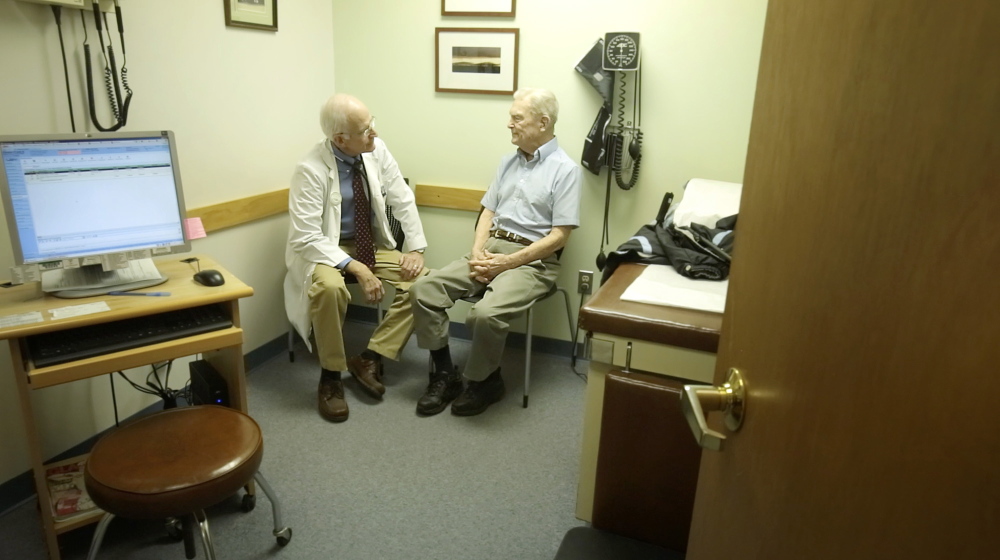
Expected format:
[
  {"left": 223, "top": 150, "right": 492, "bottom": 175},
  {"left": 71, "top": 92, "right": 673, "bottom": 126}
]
[
  {"left": 0, "top": 0, "right": 767, "bottom": 491},
  {"left": 0, "top": 0, "right": 333, "bottom": 488},
  {"left": 333, "top": 0, "right": 766, "bottom": 329}
]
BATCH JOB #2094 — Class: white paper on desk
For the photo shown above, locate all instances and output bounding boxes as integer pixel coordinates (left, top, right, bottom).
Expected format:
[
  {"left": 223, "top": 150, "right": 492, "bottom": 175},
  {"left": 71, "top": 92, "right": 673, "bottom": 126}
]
[
  {"left": 620, "top": 264, "right": 729, "bottom": 313},
  {"left": 49, "top": 301, "right": 111, "bottom": 320},
  {"left": 0, "top": 311, "right": 44, "bottom": 328}
]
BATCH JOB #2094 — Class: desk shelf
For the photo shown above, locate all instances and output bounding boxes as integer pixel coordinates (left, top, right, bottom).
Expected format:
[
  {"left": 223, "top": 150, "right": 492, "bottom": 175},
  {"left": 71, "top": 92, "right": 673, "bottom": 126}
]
[{"left": 23, "top": 327, "right": 245, "bottom": 389}]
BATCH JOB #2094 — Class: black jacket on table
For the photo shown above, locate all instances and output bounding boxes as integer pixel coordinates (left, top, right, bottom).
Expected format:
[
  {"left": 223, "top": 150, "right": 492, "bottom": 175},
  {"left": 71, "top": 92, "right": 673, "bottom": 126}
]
[{"left": 601, "top": 214, "right": 737, "bottom": 285}]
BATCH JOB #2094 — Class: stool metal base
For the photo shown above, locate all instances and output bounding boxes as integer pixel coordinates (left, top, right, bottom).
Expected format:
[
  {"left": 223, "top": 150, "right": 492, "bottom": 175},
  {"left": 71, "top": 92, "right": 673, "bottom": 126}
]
[{"left": 85, "top": 471, "right": 291, "bottom": 559}]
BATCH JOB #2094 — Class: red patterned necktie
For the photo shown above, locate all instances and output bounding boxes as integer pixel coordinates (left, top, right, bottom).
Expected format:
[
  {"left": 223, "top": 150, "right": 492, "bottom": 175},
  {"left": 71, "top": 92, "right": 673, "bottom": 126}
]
[{"left": 352, "top": 159, "right": 376, "bottom": 268}]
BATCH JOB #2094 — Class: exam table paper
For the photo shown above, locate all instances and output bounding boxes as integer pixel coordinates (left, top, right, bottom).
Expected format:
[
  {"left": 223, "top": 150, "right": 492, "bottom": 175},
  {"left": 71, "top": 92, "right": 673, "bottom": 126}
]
[{"left": 619, "top": 264, "right": 728, "bottom": 313}]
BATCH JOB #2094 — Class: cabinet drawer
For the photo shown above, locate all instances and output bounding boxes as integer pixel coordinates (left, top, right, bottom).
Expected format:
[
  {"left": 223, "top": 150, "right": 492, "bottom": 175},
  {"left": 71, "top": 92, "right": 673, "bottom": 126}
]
[{"left": 589, "top": 334, "right": 716, "bottom": 384}]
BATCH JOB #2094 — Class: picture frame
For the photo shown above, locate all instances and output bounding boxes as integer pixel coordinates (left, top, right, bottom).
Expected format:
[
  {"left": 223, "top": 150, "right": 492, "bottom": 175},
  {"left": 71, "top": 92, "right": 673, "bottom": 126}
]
[
  {"left": 224, "top": 0, "right": 278, "bottom": 32},
  {"left": 441, "top": 0, "right": 516, "bottom": 17},
  {"left": 435, "top": 28, "right": 519, "bottom": 96}
]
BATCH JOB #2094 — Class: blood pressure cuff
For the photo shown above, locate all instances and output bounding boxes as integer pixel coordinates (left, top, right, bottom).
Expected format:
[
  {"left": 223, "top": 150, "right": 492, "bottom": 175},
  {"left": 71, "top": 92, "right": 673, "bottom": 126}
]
[
  {"left": 574, "top": 38, "right": 614, "bottom": 107},
  {"left": 581, "top": 105, "right": 611, "bottom": 175}
]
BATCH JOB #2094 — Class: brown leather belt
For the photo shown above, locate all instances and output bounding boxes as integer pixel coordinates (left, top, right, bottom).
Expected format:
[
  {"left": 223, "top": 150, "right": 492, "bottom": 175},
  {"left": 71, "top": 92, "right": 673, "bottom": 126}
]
[{"left": 491, "top": 228, "right": 532, "bottom": 246}]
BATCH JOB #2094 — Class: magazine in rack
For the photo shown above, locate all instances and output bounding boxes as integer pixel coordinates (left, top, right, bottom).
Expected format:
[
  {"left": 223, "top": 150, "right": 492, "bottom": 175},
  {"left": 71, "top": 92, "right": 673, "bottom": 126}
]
[{"left": 45, "top": 459, "right": 97, "bottom": 522}]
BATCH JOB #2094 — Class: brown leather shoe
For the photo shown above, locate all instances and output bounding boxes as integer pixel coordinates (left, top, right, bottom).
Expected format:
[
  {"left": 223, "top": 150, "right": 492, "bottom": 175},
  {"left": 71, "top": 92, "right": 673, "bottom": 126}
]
[
  {"left": 318, "top": 379, "right": 349, "bottom": 422},
  {"left": 347, "top": 355, "right": 385, "bottom": 398}
]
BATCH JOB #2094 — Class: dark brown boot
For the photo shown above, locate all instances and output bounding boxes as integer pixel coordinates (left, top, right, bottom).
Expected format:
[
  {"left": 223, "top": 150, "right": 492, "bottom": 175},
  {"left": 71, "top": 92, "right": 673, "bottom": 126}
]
[
  {"left": 451, "top": 368, "right": 505, "bottom": 416},
  {"left": 416, "top": 368, "right": 463, "bottom": 416}
]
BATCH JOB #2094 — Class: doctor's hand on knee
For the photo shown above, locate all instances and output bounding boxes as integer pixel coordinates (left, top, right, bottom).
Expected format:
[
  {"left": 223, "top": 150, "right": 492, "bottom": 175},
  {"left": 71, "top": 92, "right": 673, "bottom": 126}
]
[
  {"left": 359, "top": 273, "right": 385, "bottom": 303},
  {"left": 346, "top": 261, "right": 385, "bottom": 303},
  {"left": 398, "top": 251, "right": 425, "bottom": 281}
]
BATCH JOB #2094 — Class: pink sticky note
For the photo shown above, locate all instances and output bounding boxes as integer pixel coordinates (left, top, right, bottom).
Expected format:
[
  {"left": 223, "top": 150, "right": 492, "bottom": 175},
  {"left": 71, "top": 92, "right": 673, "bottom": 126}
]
[{"left": 184, "top": 217, "right": 207, "bottom": 240}]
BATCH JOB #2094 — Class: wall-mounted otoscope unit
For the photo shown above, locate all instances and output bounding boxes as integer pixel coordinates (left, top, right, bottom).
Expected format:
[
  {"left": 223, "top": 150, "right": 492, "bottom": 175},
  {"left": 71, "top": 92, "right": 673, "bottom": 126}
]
[
  {"left": 25, "top": 0, "right": 134, "bottom": 133},
  {"left": 575, "top": 32, "right": 643, "bottom": 270},
  {"left": 602, "top": 31, "right": 642, "bottom": 192}
]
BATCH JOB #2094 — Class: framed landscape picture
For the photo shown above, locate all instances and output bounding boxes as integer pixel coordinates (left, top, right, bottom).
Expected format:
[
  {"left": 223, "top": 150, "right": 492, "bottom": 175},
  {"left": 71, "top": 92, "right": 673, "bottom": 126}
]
[
  {"left": 224, "top": 0, "right": 278, "bottom": 32},
  {"left": 442, "top": 0, "right": 516, "bottom": 17},
  {"left": 435, "top": 28, "right": 519, "bottom": 95}
]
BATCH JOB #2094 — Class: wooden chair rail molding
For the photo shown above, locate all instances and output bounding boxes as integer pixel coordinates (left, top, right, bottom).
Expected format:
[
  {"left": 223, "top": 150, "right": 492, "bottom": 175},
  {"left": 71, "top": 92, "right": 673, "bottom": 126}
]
[
  {"left": 186, "top": 184, "right": 483, "bottom": 233},
  {"left": 413, "top": 183, "right": 483, "bottom": 212}
]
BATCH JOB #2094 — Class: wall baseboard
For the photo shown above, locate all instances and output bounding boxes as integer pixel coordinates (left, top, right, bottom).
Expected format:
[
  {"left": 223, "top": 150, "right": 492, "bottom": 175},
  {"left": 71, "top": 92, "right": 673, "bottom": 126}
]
[
  {"left": 283, "top": 305, "right": 581, "bottom": 364},
  {"left": 0, "top": 305, "right": 581, "bottom": 516}
]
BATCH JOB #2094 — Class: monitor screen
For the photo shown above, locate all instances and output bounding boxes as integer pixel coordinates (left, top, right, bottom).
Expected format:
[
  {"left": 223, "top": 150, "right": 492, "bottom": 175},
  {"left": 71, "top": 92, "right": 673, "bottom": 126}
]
[{"left": 0, "top": 130, "right": 190, "bottom": 267}]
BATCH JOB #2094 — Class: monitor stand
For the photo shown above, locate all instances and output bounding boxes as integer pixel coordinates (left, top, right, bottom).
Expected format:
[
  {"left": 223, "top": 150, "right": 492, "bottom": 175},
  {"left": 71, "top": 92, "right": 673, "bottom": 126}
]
[{"left": 41, "top": 259, "right": 168, "bottom": 299}]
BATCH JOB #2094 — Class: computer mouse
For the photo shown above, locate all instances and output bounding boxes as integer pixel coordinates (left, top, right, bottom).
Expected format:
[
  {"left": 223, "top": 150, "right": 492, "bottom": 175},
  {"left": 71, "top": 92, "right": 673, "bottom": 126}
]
[{"left": 193, "top": 269, "right": 225, "bottom": 287}]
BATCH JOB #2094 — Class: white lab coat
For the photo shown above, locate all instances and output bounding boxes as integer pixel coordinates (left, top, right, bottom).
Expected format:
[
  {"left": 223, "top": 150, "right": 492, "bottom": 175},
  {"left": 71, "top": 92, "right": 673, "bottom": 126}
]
[{"left": 283, "top": 138, "right": 427, "bottom": 351}]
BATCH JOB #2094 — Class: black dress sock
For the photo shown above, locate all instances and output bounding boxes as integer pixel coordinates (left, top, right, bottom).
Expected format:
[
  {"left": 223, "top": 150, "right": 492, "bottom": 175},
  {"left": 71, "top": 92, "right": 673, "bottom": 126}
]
[
  {"left": 361, "top": 349, "right": 382, "bottom": 362},
  {"left": 430, "top": 346, "right": 454, "bottom": 373},
  {"left": 321, "top": 369, "right": 341, "bottom": 382}
]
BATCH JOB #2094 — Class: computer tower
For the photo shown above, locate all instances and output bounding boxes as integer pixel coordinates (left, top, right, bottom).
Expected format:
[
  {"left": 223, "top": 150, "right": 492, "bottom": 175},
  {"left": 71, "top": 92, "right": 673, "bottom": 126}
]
[{"left": 190, "top": 359, "right": 230, "bottom": 407}]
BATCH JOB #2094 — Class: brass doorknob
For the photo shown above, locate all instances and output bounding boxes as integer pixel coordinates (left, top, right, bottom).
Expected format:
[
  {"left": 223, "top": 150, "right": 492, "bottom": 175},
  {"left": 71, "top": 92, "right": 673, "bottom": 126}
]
[{"left": 681, "top": 368, "right": 747, "bottom": 451}]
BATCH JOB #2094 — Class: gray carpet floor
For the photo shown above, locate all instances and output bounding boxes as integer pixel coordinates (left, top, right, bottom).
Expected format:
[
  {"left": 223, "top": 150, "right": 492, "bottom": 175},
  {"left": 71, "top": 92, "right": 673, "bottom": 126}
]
[{"left": 0, "top": 319, "right": 589, "bottom": 559}]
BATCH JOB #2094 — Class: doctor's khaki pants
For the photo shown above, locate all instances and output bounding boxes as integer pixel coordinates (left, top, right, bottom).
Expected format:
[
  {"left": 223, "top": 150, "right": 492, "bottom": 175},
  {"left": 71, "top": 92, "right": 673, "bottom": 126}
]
[
  {"left": 411, "top": 237, "right": 560, "bottom": 382},
  {"left": 309, "top": 245, "right": 428, "bottom": 372}
]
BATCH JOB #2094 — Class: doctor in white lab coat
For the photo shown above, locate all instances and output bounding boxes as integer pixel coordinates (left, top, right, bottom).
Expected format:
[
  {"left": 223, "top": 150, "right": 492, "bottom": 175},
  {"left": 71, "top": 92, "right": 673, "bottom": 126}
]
[{"left": 284, "top": 94, "right": 428, "bottom": 423}]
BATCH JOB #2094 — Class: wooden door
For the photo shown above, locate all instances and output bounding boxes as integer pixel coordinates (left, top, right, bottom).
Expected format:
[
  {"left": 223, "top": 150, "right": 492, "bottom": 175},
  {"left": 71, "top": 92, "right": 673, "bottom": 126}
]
[{"left": 687, "top": 1, "right": 1000, "bottom": 558}]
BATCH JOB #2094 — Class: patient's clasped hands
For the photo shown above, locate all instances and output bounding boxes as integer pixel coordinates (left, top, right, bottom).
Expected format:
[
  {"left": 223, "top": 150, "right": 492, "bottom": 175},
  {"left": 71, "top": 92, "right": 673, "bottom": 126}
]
[{"left": 468, "top": 250, "right": 511, "bottom": 284}]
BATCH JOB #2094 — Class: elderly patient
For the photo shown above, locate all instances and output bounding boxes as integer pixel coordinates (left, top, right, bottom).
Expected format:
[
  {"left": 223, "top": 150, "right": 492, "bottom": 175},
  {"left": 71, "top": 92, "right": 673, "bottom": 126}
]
[
  {"left": 410, "top": 87, "right": 583, "bottom": 417},
  {"left": 285, "top": 93, "right": 429, "bottom": 423}
]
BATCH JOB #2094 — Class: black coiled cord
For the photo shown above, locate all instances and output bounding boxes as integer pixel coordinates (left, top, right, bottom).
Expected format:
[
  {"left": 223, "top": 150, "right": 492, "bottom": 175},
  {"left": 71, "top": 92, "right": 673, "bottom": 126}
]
[
  {"left": 613, "top": 129, "right": 642, "bottom": 190},
  {"left": 83, "top": 3, "right": 131, "bottom": 131},
  {"left": 616, "top": 72, "right": 627, "bottom": 132}
]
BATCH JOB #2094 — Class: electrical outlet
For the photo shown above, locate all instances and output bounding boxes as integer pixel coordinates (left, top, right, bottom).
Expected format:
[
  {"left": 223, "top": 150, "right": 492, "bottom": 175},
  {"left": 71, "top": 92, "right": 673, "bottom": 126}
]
[{"left": 578, "top": 270, "right": 594, "bottom": 295}]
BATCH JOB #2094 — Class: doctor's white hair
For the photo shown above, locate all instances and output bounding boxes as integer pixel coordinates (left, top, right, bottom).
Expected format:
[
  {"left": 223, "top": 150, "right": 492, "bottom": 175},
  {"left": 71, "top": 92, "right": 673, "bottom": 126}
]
[
  {"left": 513, "top": 88, "right": 559, "bottom": 126},
  {"left": 319, "top": 94, "right": 355, "bottom": 141}
]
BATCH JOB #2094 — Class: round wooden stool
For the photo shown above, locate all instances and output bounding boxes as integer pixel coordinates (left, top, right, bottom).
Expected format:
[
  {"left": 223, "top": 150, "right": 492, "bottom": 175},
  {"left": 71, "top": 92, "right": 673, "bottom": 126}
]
[{"left": 83, "top": 405, "right": 291, "bottom": 559}]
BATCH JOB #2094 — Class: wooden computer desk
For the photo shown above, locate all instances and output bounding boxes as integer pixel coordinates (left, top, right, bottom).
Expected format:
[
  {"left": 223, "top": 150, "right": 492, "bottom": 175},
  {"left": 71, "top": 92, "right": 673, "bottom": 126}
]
[
  {"left": 576, "top": 263, "right": 722, "bottom": 551},
  {"left": 0, "top": 256, "right": 253, "bottom": 560}
]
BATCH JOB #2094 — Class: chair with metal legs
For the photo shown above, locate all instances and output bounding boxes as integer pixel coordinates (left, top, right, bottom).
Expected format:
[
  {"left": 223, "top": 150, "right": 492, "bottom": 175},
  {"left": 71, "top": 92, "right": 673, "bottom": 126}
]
[
  {"left": 287, "top": 275, "right": 390, "bottom": 362},
  {"left": 287, "top": 191, "right": 405, "bottom": 363},
  {"left": 450, "top": 284, "right": 576, "bottom": 408},
  {"left": 84, "top": 405, "right": 292, "bottom": 559}
]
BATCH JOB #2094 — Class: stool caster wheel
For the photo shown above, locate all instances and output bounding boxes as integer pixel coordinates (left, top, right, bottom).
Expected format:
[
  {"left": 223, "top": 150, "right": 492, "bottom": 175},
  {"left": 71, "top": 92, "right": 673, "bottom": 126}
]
[
  {"left": 165, "top": 517, "right": 183, "bottom": 541},
  {"left": 241, "top": 493, "right": 256, "bottom": 512},
  {"left": 275, "top": 527, "right": 292, "bottom": 546}
]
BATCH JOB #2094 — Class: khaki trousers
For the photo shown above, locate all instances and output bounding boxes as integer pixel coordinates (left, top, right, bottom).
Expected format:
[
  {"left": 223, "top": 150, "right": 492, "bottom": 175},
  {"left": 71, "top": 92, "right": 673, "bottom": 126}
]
[
  {"left": 309, "top": 245, "right": 428, "bottom": 372},
  {"left": 411, "top": 238, "right": 560, "bottom": 381}
]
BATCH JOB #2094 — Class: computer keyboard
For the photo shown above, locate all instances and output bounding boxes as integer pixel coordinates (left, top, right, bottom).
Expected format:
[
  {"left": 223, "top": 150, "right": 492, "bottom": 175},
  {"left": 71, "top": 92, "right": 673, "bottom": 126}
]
[{"left": 27, "top": 305, "right": 234, "bottom": 368}]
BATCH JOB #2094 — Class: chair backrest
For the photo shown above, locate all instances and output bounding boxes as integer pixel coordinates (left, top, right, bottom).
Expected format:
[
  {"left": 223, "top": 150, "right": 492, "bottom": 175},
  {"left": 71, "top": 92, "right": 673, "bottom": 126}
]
[
  {"left": 385, "top": 205, "right": 405, "bottom": 251},
  {"left": 384, "top": 178, "right": 409, "bottom": 251}
]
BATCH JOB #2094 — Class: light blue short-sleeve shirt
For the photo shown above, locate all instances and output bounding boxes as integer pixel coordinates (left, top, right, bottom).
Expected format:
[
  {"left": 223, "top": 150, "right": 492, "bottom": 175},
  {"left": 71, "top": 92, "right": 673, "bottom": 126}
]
[{"left": 480, "top": 137, "right": 582, "bottom": 242}]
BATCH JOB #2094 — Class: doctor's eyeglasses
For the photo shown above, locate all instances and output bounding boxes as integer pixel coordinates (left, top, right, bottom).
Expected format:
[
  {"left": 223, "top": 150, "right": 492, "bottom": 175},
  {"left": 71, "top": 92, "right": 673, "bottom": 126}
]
[
  {"left": 360, "top": 118, "right": 376, "bottom": 137},
  {"left": 337, "top": 117, "right": 376, "bottom": 138}
]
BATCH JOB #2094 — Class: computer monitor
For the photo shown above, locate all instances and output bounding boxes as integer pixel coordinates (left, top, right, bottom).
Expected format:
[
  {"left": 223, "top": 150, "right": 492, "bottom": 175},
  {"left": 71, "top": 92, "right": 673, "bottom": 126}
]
[{"left": 0, "top": 130, "right": 190, "bottom": 297}]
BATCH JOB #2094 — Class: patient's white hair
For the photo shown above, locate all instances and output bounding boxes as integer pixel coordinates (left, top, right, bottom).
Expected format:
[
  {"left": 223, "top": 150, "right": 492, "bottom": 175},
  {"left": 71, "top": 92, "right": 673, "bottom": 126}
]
[{"left": 513, "top": 88, "right": 559, "bottom": 126}]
